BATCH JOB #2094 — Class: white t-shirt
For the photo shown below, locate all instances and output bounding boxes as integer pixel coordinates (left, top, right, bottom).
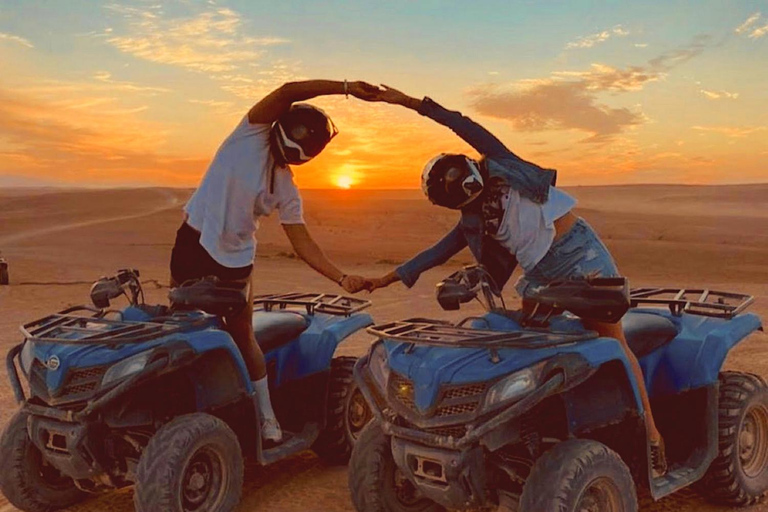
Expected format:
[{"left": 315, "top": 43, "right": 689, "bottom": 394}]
[
  {"left": 492, "top": 186, "right": 577, "bottom": 273},
  {"left": 184, "top": 116, "right": 305, "bottom": 268}
]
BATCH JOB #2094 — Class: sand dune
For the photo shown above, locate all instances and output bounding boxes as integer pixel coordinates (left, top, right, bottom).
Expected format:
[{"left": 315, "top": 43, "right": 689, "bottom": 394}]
[{"left": 0, "top": 185, "right": 766, "bottom": 512}]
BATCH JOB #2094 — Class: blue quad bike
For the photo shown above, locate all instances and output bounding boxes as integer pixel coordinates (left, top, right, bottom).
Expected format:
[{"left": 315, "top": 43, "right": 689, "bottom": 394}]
[
  {"left": 0, "top": 269, "right": 375, "bottom": 512},
  {"left": 350, "top": 266, "right": 766, "bottom": 512}
]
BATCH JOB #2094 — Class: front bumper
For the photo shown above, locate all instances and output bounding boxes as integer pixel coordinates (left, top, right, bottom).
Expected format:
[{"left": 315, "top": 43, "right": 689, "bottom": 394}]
[
  {"left": 27, "top": 415, "right": 107, "bottom": 482},
  {"left": 392, "top": 438, "right": 487, "bottom": 509}
]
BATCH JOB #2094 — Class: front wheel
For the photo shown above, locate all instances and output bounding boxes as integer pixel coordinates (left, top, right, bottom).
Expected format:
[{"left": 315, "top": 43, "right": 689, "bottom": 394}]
[
  {"left": 0, "top": 410, "right": 87, "bottom": 512},
  {"left": 519, "top": 439, "right": 637, "bottom": 512},
  {"left": 700, "top": 371, "right": 768, "bottom": 506},
  {"left": 348, "top": 422, "right": 443, "bottom": 512},
  {"left": 313, "top": 356, "right": 373, "bottom": 464},
  {"left": 134, "top": 413, "right": 243, "bottom": 512}
]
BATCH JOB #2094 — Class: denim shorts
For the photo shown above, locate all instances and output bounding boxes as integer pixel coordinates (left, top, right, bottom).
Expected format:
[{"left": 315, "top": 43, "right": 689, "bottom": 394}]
[{"left": 515, "top": 218, "right": 619, "bottom": 298}]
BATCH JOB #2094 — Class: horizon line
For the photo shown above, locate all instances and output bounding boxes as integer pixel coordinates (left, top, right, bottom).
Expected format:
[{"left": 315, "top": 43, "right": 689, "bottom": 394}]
[{"left": 2, "top": 181, "right": 768, "bottom": 191}]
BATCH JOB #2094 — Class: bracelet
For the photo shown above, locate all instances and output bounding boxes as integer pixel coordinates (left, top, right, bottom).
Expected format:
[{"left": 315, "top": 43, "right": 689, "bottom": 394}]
[
  {"left": 337, "top": 274, "right": 348, "bottom": 286},
  {"left": 343, "top": 79, "right": 348, "bottom": 99}
]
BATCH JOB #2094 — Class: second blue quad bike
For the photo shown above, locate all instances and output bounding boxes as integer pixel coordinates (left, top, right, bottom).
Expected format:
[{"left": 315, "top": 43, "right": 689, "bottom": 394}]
[
  {"left": 350, "top": 265, "right": 765, "bottom": 512},
  {"left": 0, "top": 269, "right": 374, "bottom": 512}
]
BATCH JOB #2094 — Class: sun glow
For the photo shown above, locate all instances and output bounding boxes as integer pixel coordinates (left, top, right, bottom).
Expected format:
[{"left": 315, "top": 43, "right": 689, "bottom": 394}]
[{"left": 334, "top": 175, "right": 354, "bottom": 189}]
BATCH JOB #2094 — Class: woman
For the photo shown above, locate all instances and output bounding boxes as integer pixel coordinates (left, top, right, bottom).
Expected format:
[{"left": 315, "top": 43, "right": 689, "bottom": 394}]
[
  {"left": 171, "top": 79, "right": 379, "bottom": 443},
  {"left": 367, "top": 85, "right": 667, "bottom": 476}
]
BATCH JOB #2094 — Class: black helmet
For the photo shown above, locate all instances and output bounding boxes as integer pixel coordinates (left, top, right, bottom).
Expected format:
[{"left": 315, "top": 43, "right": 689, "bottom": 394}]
[
  {"left": 421, "top": 153, "right": 484, "bottom": 209},
  {"left": 272, "top": 104, "right": 338, "bottom": 165}
]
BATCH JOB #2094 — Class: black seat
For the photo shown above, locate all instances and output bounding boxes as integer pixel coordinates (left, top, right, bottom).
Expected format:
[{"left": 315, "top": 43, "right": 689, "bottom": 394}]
[
  {"left": 252, "top": 311, "right": 308, "bottom": 352},
  {"left": 622, "top": 311, "right": 678, "bottom": 358}
]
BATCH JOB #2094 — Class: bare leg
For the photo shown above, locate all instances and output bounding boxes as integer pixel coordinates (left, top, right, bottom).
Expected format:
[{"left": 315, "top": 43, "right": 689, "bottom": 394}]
[
  {"left": 171, "top": 275, "right": 266, "bottom": 379},
  {"left": 584, "top": 319, "right": 662, "bottom": 444},
  {"left": 224, "top": 276, "right": 267, "bottom": 380}
]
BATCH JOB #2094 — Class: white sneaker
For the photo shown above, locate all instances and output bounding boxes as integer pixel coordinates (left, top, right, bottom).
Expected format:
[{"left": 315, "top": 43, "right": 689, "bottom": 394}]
[{"left": 262, "top": 417, "right": 283, "bottom": 443}]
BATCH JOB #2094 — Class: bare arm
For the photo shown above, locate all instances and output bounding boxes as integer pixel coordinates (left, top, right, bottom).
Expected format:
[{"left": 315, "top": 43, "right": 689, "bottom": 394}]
[
  {"left": 282, "top": 224, "right": 369, "bottom": 293},
  {"left": 248, "top": 80, "right": 382, "bottom": 124}
]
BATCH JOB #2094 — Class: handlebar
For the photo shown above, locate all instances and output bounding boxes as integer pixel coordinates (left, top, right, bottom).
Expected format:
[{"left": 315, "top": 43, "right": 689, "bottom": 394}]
[{"left": 90, "top": 269, "right": 143, "bottom": 308}]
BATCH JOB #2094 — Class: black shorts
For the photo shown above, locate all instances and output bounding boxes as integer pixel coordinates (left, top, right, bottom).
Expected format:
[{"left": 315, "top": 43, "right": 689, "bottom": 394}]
[{"left": 170, "top": 223, "right": 253, "bottom": 285}]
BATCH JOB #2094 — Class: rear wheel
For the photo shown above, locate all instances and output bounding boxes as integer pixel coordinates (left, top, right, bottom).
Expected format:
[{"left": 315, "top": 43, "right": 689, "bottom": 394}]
[
  {"left": 520, "top": 439, "right": 637, "bottom": 512},
  {"left": 134, "top": 413, "right": 243, "bottom": 512},
  {"left": 0, "top": 410, "right": 86, "bottom": 512},
  {"left": 349, "top": 422, "right": 443, "bottom": 512},
  {"left": 700, "top": 371, "right": 768, "bottom": 506},
  {"left": 313, "top": 356, "right": 373, "bottom": 464}
]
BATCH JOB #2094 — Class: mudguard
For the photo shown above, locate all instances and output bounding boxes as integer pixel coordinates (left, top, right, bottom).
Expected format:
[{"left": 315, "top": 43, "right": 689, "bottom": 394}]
[
  {"left": 635, "top": 309, "right": 763, "bottom": 396},
  {"left": 264, "top": 312, "right": 373, "bottom": 387}
]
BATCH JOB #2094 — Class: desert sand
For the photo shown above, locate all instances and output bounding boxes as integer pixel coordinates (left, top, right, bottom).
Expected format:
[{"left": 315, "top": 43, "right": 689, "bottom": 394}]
[{"left": 0, "top": 185, "right": 767, "bottom": 512}]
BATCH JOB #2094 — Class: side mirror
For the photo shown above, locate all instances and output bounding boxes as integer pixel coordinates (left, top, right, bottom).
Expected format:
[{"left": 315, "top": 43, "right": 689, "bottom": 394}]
[
  {"left": 90, "top": 277, "right": 124, "bottom": 308},
  {"left": 436, "top": 279, "right": 478, "bottom": 311},
  {"left": 526, "top": 277, "right": 630, "bottom": 324}
]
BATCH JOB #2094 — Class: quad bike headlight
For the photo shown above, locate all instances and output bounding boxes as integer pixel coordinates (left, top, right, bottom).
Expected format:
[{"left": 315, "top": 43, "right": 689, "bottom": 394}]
[
  {"left": 19, "top": 340, "right": 34, "bottom": 375},
  {"left": 102, "top": 350, "right": 153, "bottom": 387},
  {"left": 482, "top": 362, "right": 546, "bottom": 413},
  {"left": 368, "top": 343, "right": 390, "bottom": 391}
]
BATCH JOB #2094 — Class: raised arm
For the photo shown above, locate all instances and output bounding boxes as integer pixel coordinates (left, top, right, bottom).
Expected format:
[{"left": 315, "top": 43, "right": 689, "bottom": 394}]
[
  {"left": 377, "top": 85, "right": 511, "bottom": 158},
  {"left": 248, "top": 80, "right": 381, "bottom": 124}
]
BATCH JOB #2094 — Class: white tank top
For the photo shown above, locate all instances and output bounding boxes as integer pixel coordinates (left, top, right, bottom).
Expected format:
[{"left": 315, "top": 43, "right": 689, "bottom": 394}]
[{"left": 492, "top": 186, "right": 576, "bottom": 272}]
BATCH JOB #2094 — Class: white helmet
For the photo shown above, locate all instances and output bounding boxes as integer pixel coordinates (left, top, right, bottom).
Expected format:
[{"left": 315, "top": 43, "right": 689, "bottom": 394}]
[{"left": 421, "top": 153, "right": 484, "bottom": 209}]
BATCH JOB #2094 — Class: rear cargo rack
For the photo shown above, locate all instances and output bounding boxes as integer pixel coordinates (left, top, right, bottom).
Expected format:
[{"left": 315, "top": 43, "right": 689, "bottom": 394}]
[
  {"left": 368, "top": 319, "right": 596, "bottom": 352},
  {"left": 630, "top": 288, "right": 754, "bottom": 319},
  {"left": 253, "top": 293, "right": 371, "bottom": 316},
  {"left": 21, "top": 305, "right": 198, "bottom": 344}
]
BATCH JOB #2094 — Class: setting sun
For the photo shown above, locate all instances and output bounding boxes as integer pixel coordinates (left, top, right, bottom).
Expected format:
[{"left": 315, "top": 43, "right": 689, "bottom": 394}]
[{"left": 334, "top": 175, "right": 354, "bottom": 189}]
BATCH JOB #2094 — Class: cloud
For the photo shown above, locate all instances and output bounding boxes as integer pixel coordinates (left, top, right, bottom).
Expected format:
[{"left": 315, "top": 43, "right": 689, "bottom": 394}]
[
  {"left": 734, "top": 12, "right": 768, "bottom": 39},
  {"left": 735, "top": 12, "right": 761, "bottom": 34},
  {"left": 0, "top": 32, "right": 34, "bottom": 48},
  {"left": 692, "top": 125, "right": 766, "bottom": 138},
  {"left": 565, "top": 25, "right": 630, "bottom": 50},
  {"left": 0, "top": 81, "right": 205, "bottom": 185},
  {"left": 699, "top": 88, "right": 739, "bottom": 100},
  {"left": 467, "top": 37, "right": 709, "bottom": 143},
  {"left": 104, "top": 3, "right": 289, "bottom": 73},
  {"left": 750, "top": 23, "right": 768, "bottom": 39}
]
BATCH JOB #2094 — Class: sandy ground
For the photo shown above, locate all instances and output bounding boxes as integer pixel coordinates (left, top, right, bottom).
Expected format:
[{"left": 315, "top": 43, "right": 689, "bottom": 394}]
[{"left": 0, "top": 185, "right": 767, "bottom": 512}]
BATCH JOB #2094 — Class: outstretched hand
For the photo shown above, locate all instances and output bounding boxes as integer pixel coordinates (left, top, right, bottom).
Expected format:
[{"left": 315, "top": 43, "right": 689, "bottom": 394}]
[
  {"left": 363, "top": 276, "right": 394, "bottom": 292},
  {"left": 347, "top": 81, "right": 383, "bottom": 101},
  {"left": 340, "top": 275, "right": 373, "bottom": 294},
  {"left": 376, "top": 84, "right": 411, "bottom": 106}
]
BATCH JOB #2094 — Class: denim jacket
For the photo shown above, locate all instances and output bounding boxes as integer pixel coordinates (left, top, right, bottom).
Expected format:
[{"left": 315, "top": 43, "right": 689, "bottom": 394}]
[{"left": 395, "top": 97, "right": 557, "bottom": 289}]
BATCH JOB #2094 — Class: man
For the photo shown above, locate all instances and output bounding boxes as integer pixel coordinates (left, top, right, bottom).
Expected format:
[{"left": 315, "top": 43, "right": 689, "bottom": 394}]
[
  {"left": 367, "top": 85, "right": 667, "bottom": 475},
  {"left": 170, "top": 80, "right": 379, "bottom": 442}
]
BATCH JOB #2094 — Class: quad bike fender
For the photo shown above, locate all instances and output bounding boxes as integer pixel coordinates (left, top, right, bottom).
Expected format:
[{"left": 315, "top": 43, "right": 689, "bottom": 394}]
[
  {"left": 558, "top": 337, "right": 648, "bottom": 416},
  {"left": 640, "top": 311, "right": 762, "bottom": 397},
  {"left": 274, "top": 312, "right": 373, "bottom": 384},
  {"left": 183, "top": 328, "right": 254, "bottom": 394}
]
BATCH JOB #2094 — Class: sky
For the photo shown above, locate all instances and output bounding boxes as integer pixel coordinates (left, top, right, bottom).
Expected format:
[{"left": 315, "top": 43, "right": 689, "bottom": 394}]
[{"left": 0, "top": 0, "right": 766, "bottom": 189}]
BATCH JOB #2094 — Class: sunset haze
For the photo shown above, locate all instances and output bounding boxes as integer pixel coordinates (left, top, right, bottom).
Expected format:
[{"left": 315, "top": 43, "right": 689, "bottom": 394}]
[{"left": 0, "top": 0, "right": 766, "bottom": 189}]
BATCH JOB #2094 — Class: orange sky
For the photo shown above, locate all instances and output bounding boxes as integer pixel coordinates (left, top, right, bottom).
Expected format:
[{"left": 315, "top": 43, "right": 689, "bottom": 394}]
[{"left": 0, "top": 1, "right": 766, "bottom": 189}]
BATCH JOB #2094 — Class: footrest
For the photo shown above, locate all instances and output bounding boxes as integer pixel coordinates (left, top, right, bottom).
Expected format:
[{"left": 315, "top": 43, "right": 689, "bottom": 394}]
[{"left": 259, "top": 422, "right": 319, "bottom": 466}]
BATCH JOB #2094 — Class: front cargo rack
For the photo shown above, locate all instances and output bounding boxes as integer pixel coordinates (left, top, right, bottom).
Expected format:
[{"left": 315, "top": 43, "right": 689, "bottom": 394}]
[
  {"left": 368, "top": 319, "right": 596, "bottom": 351},
  {"left": 630, "top": 287, "right": 754, "bottom": 319},
  {"left": 253, "top": 292, "right": 371, "bottom": 316},
  {"left": 21, "top": 305, "right": 198, "bottom": 344}
]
